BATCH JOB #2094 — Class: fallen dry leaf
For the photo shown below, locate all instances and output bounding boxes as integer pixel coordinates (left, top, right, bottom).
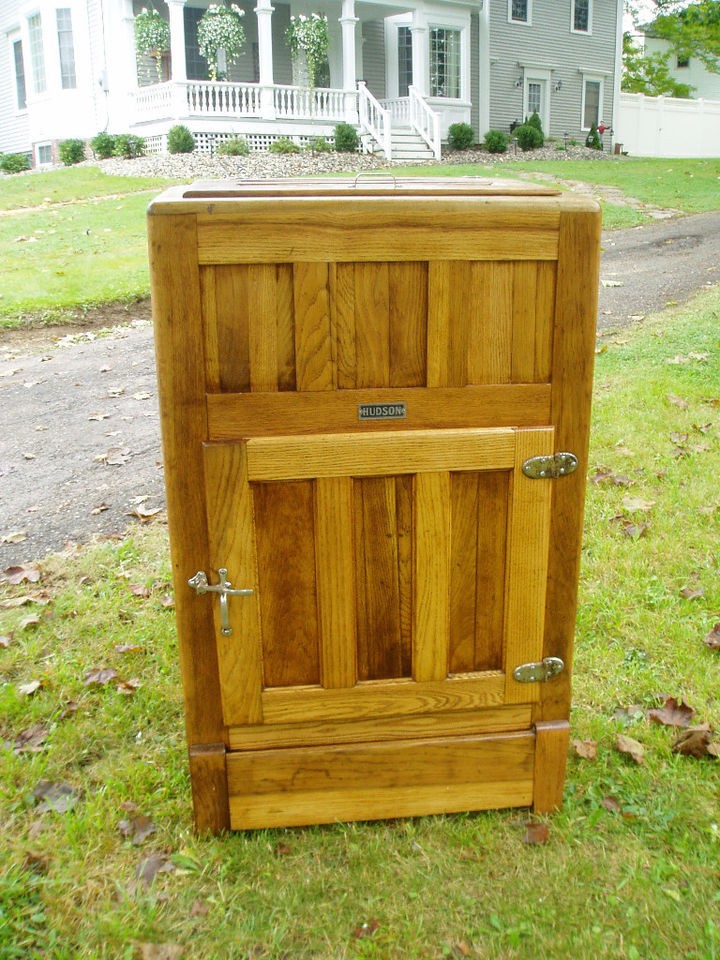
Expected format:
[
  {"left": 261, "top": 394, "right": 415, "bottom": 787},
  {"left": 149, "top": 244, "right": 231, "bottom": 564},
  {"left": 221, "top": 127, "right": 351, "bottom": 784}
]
[
  {"left": 115, "top": 643, "right": 142, "bottom": 654},
  {"left": 2, "top": 565, "right": 41, "bottom": 585},
  {"left": 0, "top": 633, "right": 12, "bottom": 648},
  {"left": 571, "top": 738, "right": 597, "bottom": 760},
  {"left": 116, "top": 678, "right": 141, "bottom": 695},
  {"left": 703, "top": 623, "right": 720, "bottom": 650},
  {"left": 616, "top": 734, "right": 645, "bottom": 764},
  {"left": 679, "top": 586, "right": 704, "bottom": 601},
  {"left": 135, "top": 852, "right": 175, "bottom": 888},
  {"left": 129, "top": 583, "right": 151, "bottom": 598},
  {"left": 666, "top": 394, "right": 689, "bottom": 409},
  {"left": 96, "top": 446, "right": 131, "bottom": 466},
  {"left": 119, "top": 814, "right": 156, "bottom": 845},
  {"left": 353, "top": 919, "right": 380, "bottom": 940},
  {"left": 135, "top": 943, "right": 184, "bottom": 960},
  {"left": 83, "top": 667, "right": 118, "bottom": 687},
  {"left": 1, "top": 530, "right": 28, "bottom": 544},
  {"left": 33, "top": 780, "right": 79, "bottom": 813},
  {"left": 621, "top": 496, "right": 655, "bottom": 513},
  {"left": 18, "top": 679, "right": 43, "bottom": 697},
  {"left": 671, "top": 724, "right": 716, "bottom": 759},
  {"left": 523, "top": 821, "right": 550, "bottom": 845},
  {"left": 591, "top": 466, "right": 632, "bottom": 487},
  {"left": 90, "top": 501, "right": 110, "bottom": 515},
  {"left": 11, "top": 723, "right": 50, "bottom": 753},
  {"left": 648, "top": 696, "right": 695, "bottom": 728}
]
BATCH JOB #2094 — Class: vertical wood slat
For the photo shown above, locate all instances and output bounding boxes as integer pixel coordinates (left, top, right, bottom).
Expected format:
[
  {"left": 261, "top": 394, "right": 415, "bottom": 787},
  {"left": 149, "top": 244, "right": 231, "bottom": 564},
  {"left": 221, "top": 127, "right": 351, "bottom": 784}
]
[
  {"left": 534, "top": 261, "right": 556, "bottom": 382},
  {"left": 294, "top": 262, "right": 334, "bottom": 391},
  {"left": 396, "top": 475, "right": 414, "bottom": 676},
  {"left": 475, "top": 471, "right": 509, "bottom": 672},
  {"left": 354, "top": 261, "right": 391, "bottom": 388},
  {"left": 254, "top": 480, "right": 320, "bottom": 687},
  {"left": 275, "top": 264, "right": 297, "bottom": 391},
  {"left": 200, "top": 266, "right": 220, "bottom": 393},
  {"left": 188, "top": 743, "right": 231, "bottom": 834},
  {"left": 449, "top": 473, "right": 480, "bottom": 674},
  {"left": 315, "top": 476, "right": 357, "bottom": 689},
  {"left": 413, "top": 472, "right": 451, "bottom": 683},
  {"left": 203, "top": 443, "right": 264, "bottom": 725},
  {"left": 504, "top": 427, "right": 554, "bottom": 704},
  {"left": 511, "top": 261, "right": 538, "bottom": 383},
  {"left": 539, "top": 206, "right": 601, "bottom": 721},
  {"left": 332, "top": 263, "right": 357, "bottom": 389},
  {"left": 427, "top": 262, "right": 452, "bottom": 388},
  {"left": 215, "top": 265, "right": 251, "bottom": 392},
  {"left": 148, "top": 212, "right": 225, "bottom": 758},
  {"left": 533, "top": 720, "right": 570, "bottom": 813},
  {"left": 248, "top": 264, "right": 279, "bottom": 393},
  {"left": 389, "top": 262, "right": 428, "bottom": 387}
]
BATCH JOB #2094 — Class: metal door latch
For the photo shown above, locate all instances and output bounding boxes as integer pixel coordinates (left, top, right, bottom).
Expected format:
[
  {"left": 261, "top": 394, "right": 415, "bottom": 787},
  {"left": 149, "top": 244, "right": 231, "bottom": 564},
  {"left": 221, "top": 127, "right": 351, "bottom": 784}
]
[
  {"left": 188, "top": 568, "right": 253, "bottom": 637},
  {"left": 512, "top": 656, "right": 565, "bottom": 683},
  {"left": 522, "top": 452, "right": 578, "bottom": 479}
]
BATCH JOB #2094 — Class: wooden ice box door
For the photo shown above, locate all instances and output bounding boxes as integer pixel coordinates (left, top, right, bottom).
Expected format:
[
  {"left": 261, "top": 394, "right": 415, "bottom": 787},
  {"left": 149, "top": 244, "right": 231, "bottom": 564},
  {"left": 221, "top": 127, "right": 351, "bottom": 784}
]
[{"left": 147, "top": 179, "right": 601, "bottom": 833}]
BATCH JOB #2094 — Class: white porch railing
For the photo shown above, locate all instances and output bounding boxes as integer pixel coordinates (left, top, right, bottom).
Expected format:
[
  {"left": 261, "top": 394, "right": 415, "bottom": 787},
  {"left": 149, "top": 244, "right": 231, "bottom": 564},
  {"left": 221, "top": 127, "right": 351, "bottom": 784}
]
[
  {"left": 134, "top": 80, "right": 351, "bottom": 123},
  {"left": 382, "top": 97, "right": 411, "bottom": 126},
  {"left": 357, "top": 81, "right": 391, "bottom": 160},
  {"left": 408, "top": 86, "right": 441, "bottom": 161}
]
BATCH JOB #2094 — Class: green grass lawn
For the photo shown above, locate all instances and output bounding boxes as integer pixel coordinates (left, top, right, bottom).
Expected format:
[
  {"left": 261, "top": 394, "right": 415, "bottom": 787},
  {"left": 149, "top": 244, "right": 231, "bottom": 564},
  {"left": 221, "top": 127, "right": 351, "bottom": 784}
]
[
  {"left": 1, "top": 156, "right": 719, "bottom": 328},
  {"left": 1, "top": 287, "right": 719, "bottom": 959}
]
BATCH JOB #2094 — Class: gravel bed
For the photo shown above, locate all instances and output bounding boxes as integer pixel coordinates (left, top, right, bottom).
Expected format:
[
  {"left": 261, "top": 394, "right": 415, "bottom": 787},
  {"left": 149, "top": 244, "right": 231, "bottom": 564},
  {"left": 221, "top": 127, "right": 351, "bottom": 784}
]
[{"left": 98, "top": 143, "right": 615, "bottom": 180}]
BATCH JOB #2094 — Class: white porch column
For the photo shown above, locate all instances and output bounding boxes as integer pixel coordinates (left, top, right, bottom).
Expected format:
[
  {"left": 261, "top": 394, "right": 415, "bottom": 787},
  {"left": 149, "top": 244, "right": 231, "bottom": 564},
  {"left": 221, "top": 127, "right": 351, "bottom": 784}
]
[
  {"left": 255, "top": 0, "right": 277, "bottom": 119},
  {"left": 340, "top": 0, "right": 359, "bottom": 120},
  {"left": 165, "top": 0, "right": 188, "bottom": 121},
  {"left": 411, "top": 9, "right": 429, "bottom": 98}
]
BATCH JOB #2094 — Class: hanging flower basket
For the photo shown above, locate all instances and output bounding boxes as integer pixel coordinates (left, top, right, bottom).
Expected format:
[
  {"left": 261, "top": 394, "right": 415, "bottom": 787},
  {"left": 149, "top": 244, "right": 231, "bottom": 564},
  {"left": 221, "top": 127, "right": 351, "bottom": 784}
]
[
  {"left": 198, "top": 3, "right": 246, "bottom": 82},
  {"left": 286, "top": 13, "right": 329, "bottom": 88},
  {"left": 134, "top": 8, "right": 170, "bottom": 82}
]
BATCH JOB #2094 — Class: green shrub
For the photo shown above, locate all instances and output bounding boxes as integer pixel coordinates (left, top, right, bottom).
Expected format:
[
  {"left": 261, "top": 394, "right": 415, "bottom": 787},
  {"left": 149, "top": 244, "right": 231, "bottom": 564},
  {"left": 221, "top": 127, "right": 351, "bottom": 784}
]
[
  {"left": 90, "top": 132, "right": 117, "bottom": 160},
  {"left": 308, "top": 136, "right": 334, "bottom": 153},
  {"left": 525, "top": 111, "right": 544, "bottom": 138},
  {"left": 269, "top": 137, "right": 300, "bottom": 154},
  {"left": 515, "top": 123, "right": 544, "bottom": 151},
  {"left": 585, "top": 123, "right": 602, "bottom": 150},
  {"left": 113, "top": 134, "right": 146, "bottom": 159},
  {"left": 334, "top": 122, "right": 359, "bottom": 153},
  {"left": 58, "top": 138, "right": 86, "bottom": 166},
  {"left": 216, "top": 137, "right": 250, "bottom": 156},
  {"left": 447, "top": 122, "right": 475, "bottom": 150},
  {"left": 167, "top": 124, "right": 195, "bottom": 154},
  {"left": 483, "top": 129, "right": 509, "bottom": 154},
  {"left": 0, "top": 152, "right": 31, "bottom": 174}
]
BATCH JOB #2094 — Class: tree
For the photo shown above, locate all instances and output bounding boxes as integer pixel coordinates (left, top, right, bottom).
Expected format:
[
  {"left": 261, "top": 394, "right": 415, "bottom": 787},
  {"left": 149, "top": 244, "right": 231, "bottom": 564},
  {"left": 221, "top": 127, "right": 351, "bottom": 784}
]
[
  {"left": 622, "top": 31, "right": 695, "bottom": 95},
  {"left": 640, "top": 0, "right": 720, "bottom": 74}
]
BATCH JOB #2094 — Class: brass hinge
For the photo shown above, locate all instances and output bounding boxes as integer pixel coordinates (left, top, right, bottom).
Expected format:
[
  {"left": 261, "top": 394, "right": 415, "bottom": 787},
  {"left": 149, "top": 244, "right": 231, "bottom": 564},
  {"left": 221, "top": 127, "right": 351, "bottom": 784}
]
[
  {"left": 522, "top": 452, "right": 578, "bottom": 480},
  {"left": 513, "top": 657, "right": 565, "bottom": 683}
]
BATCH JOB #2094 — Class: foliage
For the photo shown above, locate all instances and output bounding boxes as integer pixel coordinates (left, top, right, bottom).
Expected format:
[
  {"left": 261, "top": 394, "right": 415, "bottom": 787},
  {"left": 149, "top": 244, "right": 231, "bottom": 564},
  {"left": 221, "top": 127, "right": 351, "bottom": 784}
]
[
  {"left": 515, "top": 123, "right": 544, "bottom": 150},
  {"left": 89, "top": 132, "right": 117, "bottom": 160},
  {"left": 197, "top": 4, "right": 246, "bottom": 81},
  {"left": 269, "top": 137, "right": 301, "bottom": 154},
  {"left": 286, "top": 13, "right": 330, "bottom": 88},
  {"left": 133, "top": 8, "right": 170, "bottom": 81},
  {"left": 216, "top": 136, "right": 250, "bottom": 156},
  {"left": 58, "top": 139, "right": 86, "bottom": 166},
  {"left": 525, "top": 110, "right": 544, "bottom": 138},
  {"left": 646, "top": 0, "right": 720, "bottom": 75},
  {"left": 585, "top": 122, "right": 602, "bottom": 150},
  {"left": 308, "top": 136, "right": 334, "bottom": 153},
  {"left": 166, "top": 125, "right": 195, "bottom": 155},
  {"left": 113, "top": 134, "right": 146, "bottom": 159},
  {"left": 0, "top": 152, "right": 31, "bottom": 174},
  {"left": 334, "top": 122, "right": 359, "bottom": 153},
  {"left": 483, "top": 130, "right": 509, "bottom": 154},
  {"left": 622, "top": 32, "right": 695, "bottom": 96},
  {"left": 447, "top": 122, "right": 476, "bottom": 150}
]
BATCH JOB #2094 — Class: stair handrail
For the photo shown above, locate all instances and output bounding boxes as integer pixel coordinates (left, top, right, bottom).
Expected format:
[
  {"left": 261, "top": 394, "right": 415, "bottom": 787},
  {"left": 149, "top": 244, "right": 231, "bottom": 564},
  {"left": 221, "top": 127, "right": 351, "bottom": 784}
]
[
  {"left": 357, "top": 81, "right": 392, "bottom": 160},
  {"left": 408, "top": 86, "right": 441, "bottom": 161}
]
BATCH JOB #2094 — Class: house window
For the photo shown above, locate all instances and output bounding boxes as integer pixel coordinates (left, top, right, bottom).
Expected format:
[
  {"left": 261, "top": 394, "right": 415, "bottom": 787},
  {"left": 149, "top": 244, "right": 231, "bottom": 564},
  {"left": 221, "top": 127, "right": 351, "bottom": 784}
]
[
  {"left": 13, "top": 39, "right": 27, "bottom": 109},
  {"left": 56, "top": 8, "right": 76, "bottom": 88},
  {"left": 509, "top": 0, "right": 531, "bottom": 24},
  {"left": 677, "top": 55, "right": 690, "bottom": 68},
  {"left": 527, "top": 81, "right": 541, "bottom": 116},
  {"left": 37, "top": 143, "right": 53, "bottom": 165},
  {"left": 582, "top": 77, "right": 602, "bottom": 129},
  {"left": 572, "top": 0, "right": 591, "bottom": 33},
  {"left": 184, "top": 6, "right": 208, "bottom": 80},
  {"left": 398, "top": 25, "right": 413, "bottom": 97},
  {"left": 430, "top": 27, "right": 460, "bottom": 98},
  {"left": 28, "top": 13, "right": 46, "bottom": 94}
]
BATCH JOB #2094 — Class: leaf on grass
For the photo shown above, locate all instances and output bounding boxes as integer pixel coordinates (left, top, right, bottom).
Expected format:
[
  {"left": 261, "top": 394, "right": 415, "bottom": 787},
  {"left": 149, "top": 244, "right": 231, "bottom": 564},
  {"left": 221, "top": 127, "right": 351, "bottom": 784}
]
[
  {"left": 703, "top": 623, "right": 720, "bottom": 650},
  {"left": 666, "top": 394, "right": 689, "bottom": 409},
  {"left": 115, "top": 643, "right": 142, "bottom": 654},
  {"left": 679, "top": 586, "right": 704, "bottom": 600},
  {"left": 19, "top": 615, "right": 41, "bottom": 631},
  {"left": 671, "top": 724, "right": 716, "bottom": 759},
  {"left": 116, "top": 678, "right": 141, "bottom": 695},
  {"left": 273, "top": 842, "right": 292, "bottom": 857},
  {"left": 159, "top": 594, "right": 175, "bottom": 609},
  {"left": 2, "top": 564, "right": 41, "bottom": 585},
  {"left": 613, "top": 704, "right": 646, "bottom": 723},
  {"left": 0, "top": 633, "right": 12, "bottom": 648},
  {"left": 33, "top": 780, "right": 79, "bottom": 813},
  {"left": 128, "top": 505, "right": 162, "bottom": 522},
  {"left": 18, "top": 679, "right": 44, "bottom": 697},
  {"left": 621, "top": 496, "right": 655, "bottom": 513},
  {"left": 616, "top": 734, "right": 645, "bottom": 764},
  {"left": 135, "top": 943, "right": 184, "bottom": 960},
  {"left": 119, "top": 814, "right": 156, "bottom": 845},
  {"left": 12, "top": 723, "right": 50, "bottom": 753},
  {"left": 135, "top": 852, "right": 176, "bottom": 887},
  {"left": 571, "top": 738, "right": 597, "bottom": 760},
  {"left": 353, "top": 919, "right": 380, "bottom": 939},
  {"left": 602, "top": 796, "right": 622, "bottom": 814},
  {"left": 648, "top": 696, "right": 695, "bottom": 728},
  {"left": 129, "top": 583, "right": 151, "bottom": 598},
  {"left": 614, "top": 517, "right": 650, "bottom": 539},
  {"left": 522, "top": 821, "right": 550, "bottom": 845},
  {"left": 57, "top": 701, "right": 79, "bottom": 721},
  {"left": 1, "top": 530, "right": 28, "bottom": 544},
  {"left": 590, "top": 467, "right": 632, "bottom": 487},
  {"left": 83, "top": 667, "right": 118, "bottom": 687}
]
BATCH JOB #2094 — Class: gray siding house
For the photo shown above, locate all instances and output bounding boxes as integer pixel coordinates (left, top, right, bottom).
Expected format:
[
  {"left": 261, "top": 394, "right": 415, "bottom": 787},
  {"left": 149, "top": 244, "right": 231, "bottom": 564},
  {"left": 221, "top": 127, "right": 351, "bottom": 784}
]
[{"left": 1, "top": 0, "right": 623, "bottom": 165}]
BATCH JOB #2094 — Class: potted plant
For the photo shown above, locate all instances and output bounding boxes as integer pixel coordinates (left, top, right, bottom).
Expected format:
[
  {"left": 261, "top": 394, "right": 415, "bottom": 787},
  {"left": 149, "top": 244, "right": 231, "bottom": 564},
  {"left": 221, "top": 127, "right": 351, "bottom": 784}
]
[
  {"left": 197, "top": 3, "right": 246, "bottom": 81},
  {"left": 134, "top": 8, "right": 170, "bottom": 82},
  {"left": 286, "top": 13, "right": 329, "bottom": 89}
]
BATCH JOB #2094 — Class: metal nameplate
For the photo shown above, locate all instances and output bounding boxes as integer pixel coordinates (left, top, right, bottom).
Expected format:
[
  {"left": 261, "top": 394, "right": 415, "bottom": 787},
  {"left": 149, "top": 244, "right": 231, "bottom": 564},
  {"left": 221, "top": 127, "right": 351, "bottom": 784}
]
[{"left": 358, "top": 402, "right": 407, "bottom": 421}]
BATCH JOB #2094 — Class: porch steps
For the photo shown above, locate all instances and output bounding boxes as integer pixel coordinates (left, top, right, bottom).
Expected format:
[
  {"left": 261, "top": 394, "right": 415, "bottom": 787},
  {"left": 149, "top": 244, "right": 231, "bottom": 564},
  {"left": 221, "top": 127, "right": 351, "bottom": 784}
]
[{"left": 376, "top": 126, "right": 437, "bottom": 163}]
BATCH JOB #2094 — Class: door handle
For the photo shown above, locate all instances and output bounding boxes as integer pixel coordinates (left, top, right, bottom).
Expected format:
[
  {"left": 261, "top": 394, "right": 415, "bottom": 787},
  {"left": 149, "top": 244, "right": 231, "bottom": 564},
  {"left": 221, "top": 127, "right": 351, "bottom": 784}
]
[{"left": 187, "top": 568, "right": 253, "bottom": 636}]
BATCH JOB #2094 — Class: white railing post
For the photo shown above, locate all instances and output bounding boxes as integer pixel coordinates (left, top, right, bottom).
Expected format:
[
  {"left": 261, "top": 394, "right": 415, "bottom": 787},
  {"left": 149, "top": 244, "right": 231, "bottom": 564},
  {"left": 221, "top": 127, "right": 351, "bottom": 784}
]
[
  {"left": 408, "top": 85, "right": 441, "bottom": 160},
  {"left": 357, "top": 81, "right": 392, "bottom": 160}
]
